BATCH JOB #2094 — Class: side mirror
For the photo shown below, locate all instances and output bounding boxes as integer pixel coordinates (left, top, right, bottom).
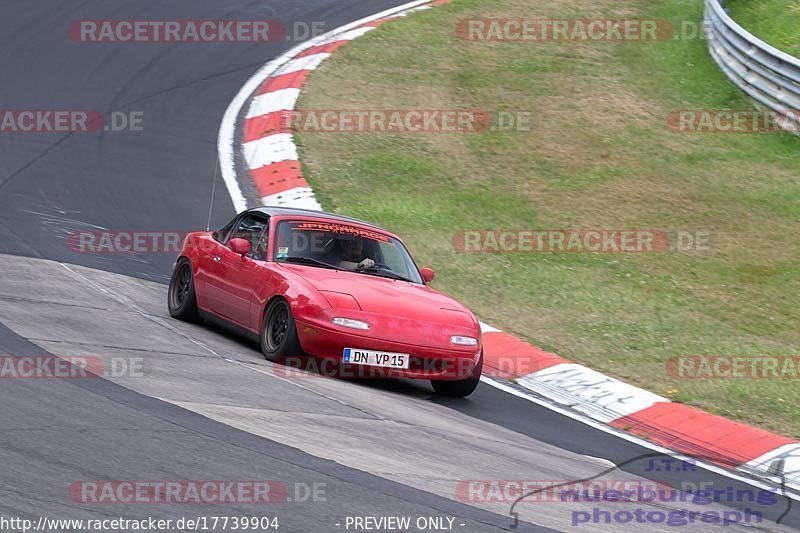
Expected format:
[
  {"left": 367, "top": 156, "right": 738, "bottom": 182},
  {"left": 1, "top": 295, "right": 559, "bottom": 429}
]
[
  {"left": 229, "top": 238, "right": 251, "bottom": 258},
  {"left": 420, "top": 267, "right": 435, "bottom": 284}
]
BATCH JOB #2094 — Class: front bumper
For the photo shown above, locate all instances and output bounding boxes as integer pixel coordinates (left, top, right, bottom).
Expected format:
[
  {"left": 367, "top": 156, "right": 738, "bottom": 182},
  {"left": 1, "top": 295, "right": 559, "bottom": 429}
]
[{"left": 296, "top": 320, "right": 481, "bottom": 380}]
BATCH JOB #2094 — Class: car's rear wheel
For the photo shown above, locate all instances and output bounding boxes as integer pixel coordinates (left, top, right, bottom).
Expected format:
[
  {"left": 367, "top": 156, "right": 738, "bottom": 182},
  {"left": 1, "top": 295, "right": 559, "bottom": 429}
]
[
  {"left": 167, "top": 258, "right": 199, "bottom": 322},
  {"left": 260, "top": 299, "right": 302, "bottom": 362},
  {"left": 431, "top": 352, "right": 483, "bottom": 398}
]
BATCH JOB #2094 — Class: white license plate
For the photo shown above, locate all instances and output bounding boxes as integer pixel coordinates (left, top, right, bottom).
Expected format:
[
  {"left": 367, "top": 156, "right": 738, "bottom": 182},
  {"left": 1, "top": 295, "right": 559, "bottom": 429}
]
[{"left": 343, "top": 348, "right": 410, "bottom": 369}]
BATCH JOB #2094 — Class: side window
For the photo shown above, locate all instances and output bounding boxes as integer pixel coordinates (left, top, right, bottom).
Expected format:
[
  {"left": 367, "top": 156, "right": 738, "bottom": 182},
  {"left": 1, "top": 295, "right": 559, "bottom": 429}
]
[
  {"left": 230, "top": 215, "right": 269, "bottom": 260},
  {"left": 378, "top": 241, "right": 409, "bottom": 277},
  {"left": 213, "top": 216, "right": 238, "bottom": 243}
]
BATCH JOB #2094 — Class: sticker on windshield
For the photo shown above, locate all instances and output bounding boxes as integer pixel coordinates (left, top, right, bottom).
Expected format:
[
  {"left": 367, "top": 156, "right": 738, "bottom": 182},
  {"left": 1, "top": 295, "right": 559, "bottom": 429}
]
[{"left": 292, "top": 222, "right": 391, "bottom": 243}]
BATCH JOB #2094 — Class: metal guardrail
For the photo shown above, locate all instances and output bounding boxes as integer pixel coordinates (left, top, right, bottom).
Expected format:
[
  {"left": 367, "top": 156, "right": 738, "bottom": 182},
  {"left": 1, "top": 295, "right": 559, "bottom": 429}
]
[{"left": 704, "top": 0, "right": 800, "bottom": 133}]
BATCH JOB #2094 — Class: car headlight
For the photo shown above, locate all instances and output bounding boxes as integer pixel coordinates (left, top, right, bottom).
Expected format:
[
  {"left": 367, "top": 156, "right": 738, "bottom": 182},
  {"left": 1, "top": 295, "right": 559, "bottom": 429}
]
[
  {"left": 450, "top": 335, "right": 478, "bottom": 346},
  {"left": 333, "top": 317, "right": 370, "bottom": 330}
]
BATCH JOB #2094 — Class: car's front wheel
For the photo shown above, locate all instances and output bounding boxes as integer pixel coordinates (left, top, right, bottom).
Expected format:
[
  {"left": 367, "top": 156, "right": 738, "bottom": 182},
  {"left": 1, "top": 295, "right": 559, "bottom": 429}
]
[
  {"left": 431, "top": 352, "right": 483, "bottom": 398},
  {"left": 260, "top": 299, "right": 302, "bottom": 362},
  {"left": 167, "top": 258, "right": 199, "bottom": 322}
]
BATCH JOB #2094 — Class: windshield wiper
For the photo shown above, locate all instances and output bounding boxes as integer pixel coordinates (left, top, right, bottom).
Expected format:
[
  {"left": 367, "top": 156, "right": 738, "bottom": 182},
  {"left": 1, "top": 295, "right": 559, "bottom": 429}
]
[
  {"left": 282, "top": 256, "right": 341, "bottom": 270},
  {"left": 358, "top": 266, "right": 416, "bottom": 283}
]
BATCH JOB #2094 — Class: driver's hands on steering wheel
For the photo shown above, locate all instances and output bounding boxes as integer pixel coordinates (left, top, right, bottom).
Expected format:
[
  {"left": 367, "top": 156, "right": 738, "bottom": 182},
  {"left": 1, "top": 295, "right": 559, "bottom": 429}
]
[{"left": 357, "top": 258, "right": 375, "bottom": 270}]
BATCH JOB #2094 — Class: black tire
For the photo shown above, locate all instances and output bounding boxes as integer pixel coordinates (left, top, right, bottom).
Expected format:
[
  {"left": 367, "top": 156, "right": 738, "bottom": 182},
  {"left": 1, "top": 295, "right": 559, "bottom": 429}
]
[
  {"left": 167, "top": 258, "right": 199, "bottom": 322},
  {"left": 260, "top": 299, "right": 302, "bottom": 362},
  {"left": 431, "top": 352, "right": 483, "bottom": 398}
]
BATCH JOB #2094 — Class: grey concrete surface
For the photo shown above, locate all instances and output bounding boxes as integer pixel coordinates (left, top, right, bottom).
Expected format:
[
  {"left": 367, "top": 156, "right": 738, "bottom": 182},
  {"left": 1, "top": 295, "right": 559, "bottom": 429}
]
[{"left": 0, "top": 254, "right": 793, "bottom": 532}]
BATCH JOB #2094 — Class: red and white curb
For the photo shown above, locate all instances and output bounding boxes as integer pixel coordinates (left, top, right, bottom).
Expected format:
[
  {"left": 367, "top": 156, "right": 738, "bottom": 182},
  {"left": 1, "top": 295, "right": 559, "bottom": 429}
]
[
  {"left": 217, "top": 0, "right": 799, "bottom": 493},
  {"left": 218, "top": 0, "right": 441, "bottom": 213}
]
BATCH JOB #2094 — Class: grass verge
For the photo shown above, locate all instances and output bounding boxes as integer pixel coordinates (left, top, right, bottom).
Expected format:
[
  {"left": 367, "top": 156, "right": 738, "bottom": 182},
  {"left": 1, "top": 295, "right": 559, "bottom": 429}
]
[
  {"left": 726, "top": 0, "right": 800, "bottom": 57},
  {"left": 295, "top": 0, "right": 800, "bottom": 436}
]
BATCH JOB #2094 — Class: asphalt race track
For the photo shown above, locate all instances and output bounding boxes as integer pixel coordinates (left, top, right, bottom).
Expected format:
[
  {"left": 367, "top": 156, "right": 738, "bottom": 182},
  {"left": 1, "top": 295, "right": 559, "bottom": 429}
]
[
  {"left": 0, "top": 2, "right": 798, "bottom": 532},
  {"left": 0, "top": 0, "right": 416, "bottom": 282}
]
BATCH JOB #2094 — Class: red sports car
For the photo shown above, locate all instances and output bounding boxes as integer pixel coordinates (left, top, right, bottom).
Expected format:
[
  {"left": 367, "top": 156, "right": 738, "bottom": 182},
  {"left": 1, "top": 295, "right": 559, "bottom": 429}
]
[{"left": 167, "top": 207, "right": 483, "bottom": 397}]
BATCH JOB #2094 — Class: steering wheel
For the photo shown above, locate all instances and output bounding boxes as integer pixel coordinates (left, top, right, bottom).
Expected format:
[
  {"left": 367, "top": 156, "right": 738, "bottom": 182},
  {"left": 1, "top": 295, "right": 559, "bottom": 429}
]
[{"left": 358, "top": 261, "right": 391, "bottom": 271}]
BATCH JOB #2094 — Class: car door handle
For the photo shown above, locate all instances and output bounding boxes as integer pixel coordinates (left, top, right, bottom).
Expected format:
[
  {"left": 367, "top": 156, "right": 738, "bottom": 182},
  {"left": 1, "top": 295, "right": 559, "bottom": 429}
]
[{"left": 213, "top": 256, "right": 221, "bottom": 262}]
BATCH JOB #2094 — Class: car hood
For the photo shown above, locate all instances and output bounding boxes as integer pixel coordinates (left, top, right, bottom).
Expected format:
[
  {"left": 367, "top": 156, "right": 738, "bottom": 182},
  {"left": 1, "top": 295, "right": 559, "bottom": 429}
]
[{"left": 281, "top": 264, "right": 476, "bottom": 328}]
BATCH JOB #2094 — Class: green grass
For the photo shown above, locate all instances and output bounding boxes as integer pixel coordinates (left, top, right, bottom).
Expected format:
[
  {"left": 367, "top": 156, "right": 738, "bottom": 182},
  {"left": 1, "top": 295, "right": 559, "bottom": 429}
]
[
  {"left": 295, "top": 0, "right": 800, "bottom": 436},
  {"left": 726, "top": 0, "right": 800, "bottom": 57}
]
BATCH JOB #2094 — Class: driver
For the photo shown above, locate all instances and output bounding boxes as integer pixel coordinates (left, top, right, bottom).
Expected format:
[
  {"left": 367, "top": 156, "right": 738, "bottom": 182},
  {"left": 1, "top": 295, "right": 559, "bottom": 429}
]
[{"left": 337, "top": 236, "right": 375, "bottom": 271}]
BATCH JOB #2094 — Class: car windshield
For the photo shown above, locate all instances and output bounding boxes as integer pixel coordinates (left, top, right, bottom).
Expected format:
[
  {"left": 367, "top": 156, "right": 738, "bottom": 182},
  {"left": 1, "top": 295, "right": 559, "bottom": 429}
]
[{"left": 273, "top": 220, "right": 423, "bottom": 284}]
